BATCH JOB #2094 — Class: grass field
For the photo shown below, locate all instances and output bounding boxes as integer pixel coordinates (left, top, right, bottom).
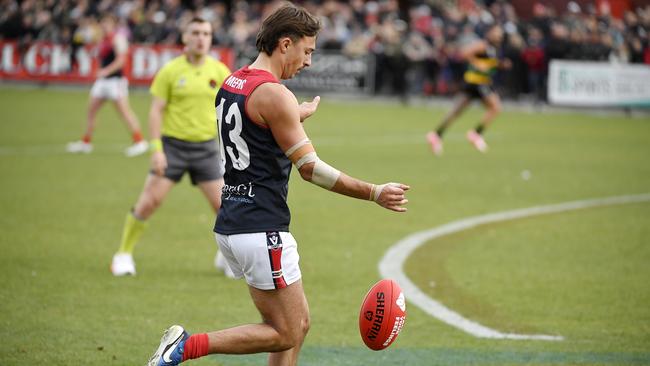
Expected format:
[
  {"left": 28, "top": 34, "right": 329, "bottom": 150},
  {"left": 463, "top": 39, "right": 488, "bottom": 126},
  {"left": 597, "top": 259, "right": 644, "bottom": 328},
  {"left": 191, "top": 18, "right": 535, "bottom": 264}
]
[{"left": 0, "top": 86, "right": 649, "bottom": 365}]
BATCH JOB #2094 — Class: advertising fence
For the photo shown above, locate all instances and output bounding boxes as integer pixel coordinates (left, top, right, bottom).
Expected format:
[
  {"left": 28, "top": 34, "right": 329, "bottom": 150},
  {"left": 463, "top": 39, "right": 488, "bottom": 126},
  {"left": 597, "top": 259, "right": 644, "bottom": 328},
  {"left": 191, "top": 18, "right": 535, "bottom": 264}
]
[
  {"left": 548, "top": 60, "right": 650, "bottom": 107},
  {"left": 0, "top": 41, "right": 234, "bottom": 86}
]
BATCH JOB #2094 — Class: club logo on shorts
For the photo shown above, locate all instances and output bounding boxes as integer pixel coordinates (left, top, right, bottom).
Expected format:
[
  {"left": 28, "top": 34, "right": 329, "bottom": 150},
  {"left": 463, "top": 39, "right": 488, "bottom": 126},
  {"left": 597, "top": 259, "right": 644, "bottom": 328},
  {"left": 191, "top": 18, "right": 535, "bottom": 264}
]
[
  {"left": 209, "top": 79, "right": 217, "bottom": 89},
  {"left": 266, "top": 232, "right": 282, "bottom": 251},
  {"left": 266, "top": 232, "right": 287, "bottom": 289}
]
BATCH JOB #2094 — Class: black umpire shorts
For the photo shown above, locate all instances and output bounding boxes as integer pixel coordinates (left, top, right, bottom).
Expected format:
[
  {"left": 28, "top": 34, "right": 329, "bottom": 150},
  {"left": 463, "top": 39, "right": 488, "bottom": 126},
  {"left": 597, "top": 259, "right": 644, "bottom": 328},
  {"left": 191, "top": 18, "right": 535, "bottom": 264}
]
[
  {"left": 155, "top": 136, "right": 224, "bottom": 185},
  {"left": 463, "top": 83, "right": 496, "bottom": 100}
]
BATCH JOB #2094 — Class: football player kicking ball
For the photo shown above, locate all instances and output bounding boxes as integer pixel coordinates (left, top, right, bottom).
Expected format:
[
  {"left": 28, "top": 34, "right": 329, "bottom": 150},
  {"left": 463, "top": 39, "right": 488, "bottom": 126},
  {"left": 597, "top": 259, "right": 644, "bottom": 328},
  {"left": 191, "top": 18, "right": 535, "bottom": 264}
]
[
  {"left": 146, "top": 4, "right": 409, "bottom": 366},
  {"left": 426, "top": 24, "right": 508, "bottom": 155}
]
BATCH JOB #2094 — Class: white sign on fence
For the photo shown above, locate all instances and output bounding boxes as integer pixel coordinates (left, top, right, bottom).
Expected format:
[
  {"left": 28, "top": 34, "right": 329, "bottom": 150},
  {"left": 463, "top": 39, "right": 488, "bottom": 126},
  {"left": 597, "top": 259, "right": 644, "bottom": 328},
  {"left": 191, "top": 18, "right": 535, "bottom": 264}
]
[
  {"left": 548, "top": 60, "right": 650, "bottom": 107},
  {"left": 282, "top": 51, "right": 374, "bottom": 94}
]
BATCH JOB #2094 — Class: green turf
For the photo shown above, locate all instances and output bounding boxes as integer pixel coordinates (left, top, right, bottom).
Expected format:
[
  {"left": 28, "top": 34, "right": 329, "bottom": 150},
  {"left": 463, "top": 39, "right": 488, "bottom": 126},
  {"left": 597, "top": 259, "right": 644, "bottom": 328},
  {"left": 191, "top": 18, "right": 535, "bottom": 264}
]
[
  {"left": 0, "top": 86, "right": 649, "bottom": 365},
  {"left": 407, "top": 203, "right": 650, "bottom": 350}
]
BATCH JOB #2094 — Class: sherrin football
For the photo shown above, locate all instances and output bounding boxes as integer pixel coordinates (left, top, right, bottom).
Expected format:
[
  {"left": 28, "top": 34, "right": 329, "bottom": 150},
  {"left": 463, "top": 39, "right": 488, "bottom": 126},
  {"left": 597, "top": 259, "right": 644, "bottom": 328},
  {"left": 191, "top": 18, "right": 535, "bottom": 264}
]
[{"left": 359, "top": 279, "right": 406, "bottom": 350}]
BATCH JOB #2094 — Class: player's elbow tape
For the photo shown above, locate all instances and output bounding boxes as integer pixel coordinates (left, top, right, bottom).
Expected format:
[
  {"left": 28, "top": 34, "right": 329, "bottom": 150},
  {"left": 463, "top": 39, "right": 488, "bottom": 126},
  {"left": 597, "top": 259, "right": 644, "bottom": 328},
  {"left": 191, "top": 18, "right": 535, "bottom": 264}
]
[
  {"left": 295, "top": 152, "right": 317, "bottom": 169},
  {"left": 285, "top": 138, "right": 310, "bottom": 157},
  {"left": 285, "top": 140, "right": 340, "bottom": 190},
  {"left": 294, "top": 152, "right": 340, "bottom": 190}
]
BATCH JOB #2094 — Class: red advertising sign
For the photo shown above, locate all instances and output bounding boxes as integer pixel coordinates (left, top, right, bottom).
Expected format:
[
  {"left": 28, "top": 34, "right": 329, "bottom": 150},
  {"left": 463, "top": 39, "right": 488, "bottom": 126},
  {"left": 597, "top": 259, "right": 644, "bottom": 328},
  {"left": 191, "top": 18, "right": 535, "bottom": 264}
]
[{"left": 0, "top": 41, "right": 235, "bottom": 86}]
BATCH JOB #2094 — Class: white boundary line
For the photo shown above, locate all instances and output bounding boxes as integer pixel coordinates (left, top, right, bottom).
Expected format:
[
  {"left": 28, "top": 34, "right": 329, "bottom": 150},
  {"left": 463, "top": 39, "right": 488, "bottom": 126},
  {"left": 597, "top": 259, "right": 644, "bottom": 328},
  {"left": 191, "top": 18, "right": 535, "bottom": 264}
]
[
  {"left": 0, "top": 144, "right": 133, "bottom": 156},
  {"left": 379, "top": 193, "right": 650, "bottom": 341},
  {"left": 0, "top": 133, "right": 498, "bottom": 156}
]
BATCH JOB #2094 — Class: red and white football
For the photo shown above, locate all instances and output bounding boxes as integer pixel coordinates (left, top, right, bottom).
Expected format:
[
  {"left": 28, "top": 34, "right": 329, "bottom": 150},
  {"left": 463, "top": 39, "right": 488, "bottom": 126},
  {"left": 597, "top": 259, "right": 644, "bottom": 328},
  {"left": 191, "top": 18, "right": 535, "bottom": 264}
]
[{"left": 359, "top": 279, "right": 407, "bottom": 350}]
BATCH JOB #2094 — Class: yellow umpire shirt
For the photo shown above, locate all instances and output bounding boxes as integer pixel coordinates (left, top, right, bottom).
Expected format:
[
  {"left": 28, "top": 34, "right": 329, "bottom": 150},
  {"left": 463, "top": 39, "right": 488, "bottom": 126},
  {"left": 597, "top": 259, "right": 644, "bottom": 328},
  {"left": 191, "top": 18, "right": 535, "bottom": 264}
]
[{"left": 150, "top": 55, "right": 231, "bottom": 142}]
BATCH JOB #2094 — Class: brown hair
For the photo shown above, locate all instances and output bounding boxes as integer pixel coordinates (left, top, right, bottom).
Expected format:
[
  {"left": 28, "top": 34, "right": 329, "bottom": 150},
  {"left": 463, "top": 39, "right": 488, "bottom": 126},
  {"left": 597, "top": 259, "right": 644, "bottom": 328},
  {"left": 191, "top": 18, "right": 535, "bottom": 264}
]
[
  {"left": 184, "top": 16, "right": 210, "bottom": 31},
  {"left": 255, "top": 3, "right": 321, "bottom": 56}
]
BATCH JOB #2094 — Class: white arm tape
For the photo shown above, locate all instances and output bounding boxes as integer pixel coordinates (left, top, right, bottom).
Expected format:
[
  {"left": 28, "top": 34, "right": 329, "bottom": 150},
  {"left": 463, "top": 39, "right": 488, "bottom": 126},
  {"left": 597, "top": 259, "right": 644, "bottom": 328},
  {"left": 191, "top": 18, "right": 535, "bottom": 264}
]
[
  {"left": 285, "top": 138, "right": 311, "bottom": 157},
  {"left": 295, "top": 152, "right": 317, "bottom": 169},
  {"left": 372, "top": 183, "right": 398, "bottom": 202},
  {"left": 371, "top": 184, "right": 382, "bottom": 202},
  {"left": 293, "top": 151, "right": 341, "bottom": 190},
  {"left": 311, "top": 159, "right": 341, "bottom": 190}
]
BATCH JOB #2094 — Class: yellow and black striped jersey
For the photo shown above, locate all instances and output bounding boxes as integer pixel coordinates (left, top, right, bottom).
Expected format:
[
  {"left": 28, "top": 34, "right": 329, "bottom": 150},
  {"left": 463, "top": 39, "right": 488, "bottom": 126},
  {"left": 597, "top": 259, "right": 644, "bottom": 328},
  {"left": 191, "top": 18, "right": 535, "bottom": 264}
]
[{"left": 464, "top": 45, "right": 499, "bottom": 85}]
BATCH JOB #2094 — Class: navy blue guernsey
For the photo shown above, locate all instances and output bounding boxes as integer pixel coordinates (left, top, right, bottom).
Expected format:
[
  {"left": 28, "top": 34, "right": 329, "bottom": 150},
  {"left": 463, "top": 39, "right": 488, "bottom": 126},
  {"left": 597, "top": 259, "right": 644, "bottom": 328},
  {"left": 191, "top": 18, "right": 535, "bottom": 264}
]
[
  {"left": 98, "top": 33, "right": 122, "bottom": 78},
  {"left": 213, "top": 66, "right": 292, "bottom": 235}
]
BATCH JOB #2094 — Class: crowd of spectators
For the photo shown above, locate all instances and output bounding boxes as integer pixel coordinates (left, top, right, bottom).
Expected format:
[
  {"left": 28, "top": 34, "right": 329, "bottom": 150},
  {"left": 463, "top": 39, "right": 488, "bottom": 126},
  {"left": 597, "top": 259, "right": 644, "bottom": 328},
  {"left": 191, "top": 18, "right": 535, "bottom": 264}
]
[{"left": 1, "top": 0, "right": 650, "bottom": 101}]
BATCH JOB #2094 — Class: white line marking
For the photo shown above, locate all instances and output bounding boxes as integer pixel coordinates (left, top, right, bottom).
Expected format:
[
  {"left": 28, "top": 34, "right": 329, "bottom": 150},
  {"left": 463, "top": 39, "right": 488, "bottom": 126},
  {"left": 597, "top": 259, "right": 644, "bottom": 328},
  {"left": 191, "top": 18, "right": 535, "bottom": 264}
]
[
  {"left": 379, "top": 193, "right": 650, "bottom": 341},
  {"left": 0, "top": 144, "right": 132, "bottom": 156},
  {"left": 314, "top": 132, "right": 503, "bottom": 147},
  {"left": 0, "top": 134, "right": 488, "bottom": 156}
]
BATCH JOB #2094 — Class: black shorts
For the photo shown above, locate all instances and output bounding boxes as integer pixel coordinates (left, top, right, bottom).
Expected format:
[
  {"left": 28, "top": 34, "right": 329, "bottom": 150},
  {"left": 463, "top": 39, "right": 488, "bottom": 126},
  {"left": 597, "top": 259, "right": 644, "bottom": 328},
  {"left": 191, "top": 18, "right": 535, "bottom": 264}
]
[
  {"left": 156, "top": 136, "right": 224, "bottom": 185},
  {"left": 463, "top": 83, "right": 496, "bottom": 100}
]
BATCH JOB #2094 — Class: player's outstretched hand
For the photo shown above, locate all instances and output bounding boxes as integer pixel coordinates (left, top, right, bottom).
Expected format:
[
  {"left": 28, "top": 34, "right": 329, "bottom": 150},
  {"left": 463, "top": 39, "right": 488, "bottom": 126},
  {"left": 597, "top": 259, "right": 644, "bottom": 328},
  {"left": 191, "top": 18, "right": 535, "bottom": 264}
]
[
  {"left": 151, "top": 151, "right": 167, "bottom": 176},
  {"left": 299, "top": 96, "right": 320, "bottom": 122},
  {"left": 374, "top": 183, "right": 410, "bottom": 212}
]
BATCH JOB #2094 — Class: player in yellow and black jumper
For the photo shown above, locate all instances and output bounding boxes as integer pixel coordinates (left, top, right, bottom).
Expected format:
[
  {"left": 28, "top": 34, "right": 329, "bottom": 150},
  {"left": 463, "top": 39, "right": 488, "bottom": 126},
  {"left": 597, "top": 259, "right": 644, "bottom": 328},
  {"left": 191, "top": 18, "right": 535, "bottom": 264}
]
[{"left": 426, "top": 24, "right": 509, "bottom": 155}]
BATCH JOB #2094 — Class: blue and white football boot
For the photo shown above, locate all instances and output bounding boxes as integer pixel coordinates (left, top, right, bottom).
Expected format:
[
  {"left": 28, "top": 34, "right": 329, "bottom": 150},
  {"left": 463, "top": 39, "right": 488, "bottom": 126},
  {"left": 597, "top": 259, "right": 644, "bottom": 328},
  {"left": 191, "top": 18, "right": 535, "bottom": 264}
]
[{"left": 147, "top": 325, "right": 189, "bottom": 366}]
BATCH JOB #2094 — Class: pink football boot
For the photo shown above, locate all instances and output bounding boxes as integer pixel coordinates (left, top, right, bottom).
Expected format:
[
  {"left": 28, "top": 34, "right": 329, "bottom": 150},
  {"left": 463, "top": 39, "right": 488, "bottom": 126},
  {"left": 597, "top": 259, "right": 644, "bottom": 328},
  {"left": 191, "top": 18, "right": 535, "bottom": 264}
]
[
  {"left": 466, "top": 130, "right": 488, "bottom": 153},
  {"left": 426, "top": 131, "right": 444, "bottom": 156}
]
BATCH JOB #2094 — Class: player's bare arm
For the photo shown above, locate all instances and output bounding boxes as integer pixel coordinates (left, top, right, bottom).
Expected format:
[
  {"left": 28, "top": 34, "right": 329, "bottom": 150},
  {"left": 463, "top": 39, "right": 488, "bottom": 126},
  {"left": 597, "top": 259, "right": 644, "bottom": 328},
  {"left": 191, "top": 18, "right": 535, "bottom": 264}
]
[
  {"left": 249, "top": 83, "right": 409, "bottom": 212},
  {"left": 148, "top": 96, "right": 167, "bottom": 176}
]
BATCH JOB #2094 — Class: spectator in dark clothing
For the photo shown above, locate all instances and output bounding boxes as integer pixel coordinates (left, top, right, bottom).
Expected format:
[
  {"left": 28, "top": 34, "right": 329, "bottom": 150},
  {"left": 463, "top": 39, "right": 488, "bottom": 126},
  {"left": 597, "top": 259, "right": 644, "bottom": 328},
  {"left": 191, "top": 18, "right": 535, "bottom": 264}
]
[
  {"left": 502, "top": 32, "right": 527, "bottom": 98},
  {"left": 2, "top": 0, "right": 650, "bottom": 104},
  {"left": 530, "top": 2, "right": 552, "bottom": 39},
  {"left": 628, "top": 36, "right": 646, "bottom": 63},
  {"left": 0, "top": 5, "right": 25, "bottom": 40},
  {"left": 546, "top": 22, "right": 572, "bottom": 61}
]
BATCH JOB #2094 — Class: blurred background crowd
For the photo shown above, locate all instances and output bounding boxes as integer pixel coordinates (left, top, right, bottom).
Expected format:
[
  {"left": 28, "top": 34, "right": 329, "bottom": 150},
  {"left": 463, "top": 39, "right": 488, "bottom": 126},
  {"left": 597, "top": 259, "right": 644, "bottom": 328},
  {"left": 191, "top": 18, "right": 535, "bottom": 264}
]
[{"left": 1, "top": 0, "right": 650, "bottom": 101}]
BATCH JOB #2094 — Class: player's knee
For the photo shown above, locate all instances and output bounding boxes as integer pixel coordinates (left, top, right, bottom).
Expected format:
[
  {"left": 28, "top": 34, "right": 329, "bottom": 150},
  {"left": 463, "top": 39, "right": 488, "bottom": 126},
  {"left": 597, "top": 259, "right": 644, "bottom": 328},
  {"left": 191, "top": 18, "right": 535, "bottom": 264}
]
[
  {"left": 272, "top": 318, "right": 309, "bottom": 350},
  {"left": 491, "top": 102, "right": 502, "bottom": 114},
  {"left": 271, "top": 330, "right": 298, "bottom": 351},
  {"left": 276, "top": 337, "right": 296, "bottom": 351},
  {"left": 300, "top": 314, "right": 311, "bottom": 337},
  {"left": 289, "top": 314, "right": 310, "bottom": 345}
]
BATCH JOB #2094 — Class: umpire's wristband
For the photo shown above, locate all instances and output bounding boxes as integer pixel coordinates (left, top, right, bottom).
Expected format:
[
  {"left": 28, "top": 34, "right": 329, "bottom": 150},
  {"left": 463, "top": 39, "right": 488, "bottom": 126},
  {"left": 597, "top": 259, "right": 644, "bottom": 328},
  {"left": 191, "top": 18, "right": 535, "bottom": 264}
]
[{"left": 150, "top": 138, "right": 163, "bottom": 153}]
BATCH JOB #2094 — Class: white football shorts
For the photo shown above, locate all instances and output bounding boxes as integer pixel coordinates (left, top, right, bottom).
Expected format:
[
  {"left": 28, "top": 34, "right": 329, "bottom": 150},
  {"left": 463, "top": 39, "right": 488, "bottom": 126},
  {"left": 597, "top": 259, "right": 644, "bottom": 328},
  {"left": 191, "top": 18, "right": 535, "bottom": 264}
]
[
  {"left": 215, "top": 231, "right": 301, "bottom": 290},
  {"left": 90, "top": 77, "right": 129, "bottom": 100}
]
